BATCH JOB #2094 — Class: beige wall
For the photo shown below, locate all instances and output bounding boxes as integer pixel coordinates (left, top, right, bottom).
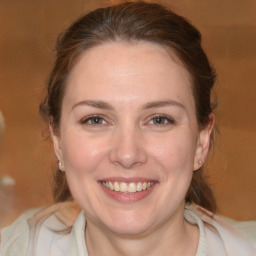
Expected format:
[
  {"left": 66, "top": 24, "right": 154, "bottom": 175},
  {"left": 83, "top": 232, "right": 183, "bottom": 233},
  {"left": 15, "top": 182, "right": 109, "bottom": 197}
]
[{"left": 0, "top": 0, "right": 255, "bottom": 226}]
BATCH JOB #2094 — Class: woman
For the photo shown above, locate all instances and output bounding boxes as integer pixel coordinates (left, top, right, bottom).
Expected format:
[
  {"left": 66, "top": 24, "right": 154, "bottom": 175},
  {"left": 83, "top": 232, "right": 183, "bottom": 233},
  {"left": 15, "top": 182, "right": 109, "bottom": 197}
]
[{"left": 0, "top": 1, "right": 255, "bottom": 255}]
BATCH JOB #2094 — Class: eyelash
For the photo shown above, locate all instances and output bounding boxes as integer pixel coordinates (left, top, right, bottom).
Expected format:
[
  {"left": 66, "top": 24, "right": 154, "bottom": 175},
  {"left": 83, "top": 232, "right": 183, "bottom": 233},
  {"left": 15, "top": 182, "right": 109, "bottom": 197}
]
[
  {"left": 80, "top": 114, "right": 175, "bottom": 127},
  {"left": 147, "top": 115, "right": 175, "bottom": 126},
  {"left": 80, "top": 115, "right": 108, "bottom": 126}
]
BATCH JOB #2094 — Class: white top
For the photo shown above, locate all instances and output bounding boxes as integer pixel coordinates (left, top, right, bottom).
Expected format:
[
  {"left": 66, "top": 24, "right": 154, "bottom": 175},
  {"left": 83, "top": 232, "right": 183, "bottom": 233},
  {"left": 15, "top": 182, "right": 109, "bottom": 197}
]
[{"left": 0, "top": 201, "right": 255, "bottom": 256}]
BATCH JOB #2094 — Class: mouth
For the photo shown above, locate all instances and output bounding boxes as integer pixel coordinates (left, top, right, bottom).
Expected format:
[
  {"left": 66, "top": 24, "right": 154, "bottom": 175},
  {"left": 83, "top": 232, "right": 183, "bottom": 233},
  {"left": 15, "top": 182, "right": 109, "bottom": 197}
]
[{"left": 100, "top": 181, "right": 155, "bottom": 193}]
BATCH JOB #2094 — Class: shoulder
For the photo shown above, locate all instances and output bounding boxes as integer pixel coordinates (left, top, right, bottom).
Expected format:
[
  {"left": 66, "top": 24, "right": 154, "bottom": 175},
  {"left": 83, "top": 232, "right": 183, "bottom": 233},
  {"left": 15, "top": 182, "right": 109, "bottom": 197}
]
[
  {"left": 0, "top": 207, "right": 41, "bottom": 256},
  {"left": 223, "top": 216, "right": 256, "bottom": 248},
  {"left": 185, "top": 204, "right": 256, "bottom": 256},
  {"left": 0, "top": 201, "right": 80, "bottom": 256}
]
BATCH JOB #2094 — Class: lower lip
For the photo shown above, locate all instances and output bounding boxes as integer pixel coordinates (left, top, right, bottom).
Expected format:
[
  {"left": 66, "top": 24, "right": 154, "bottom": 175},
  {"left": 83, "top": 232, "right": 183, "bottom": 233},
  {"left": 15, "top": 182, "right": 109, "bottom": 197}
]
[{"left": 99, "top": 182, "right": 156, "bottom": 203}]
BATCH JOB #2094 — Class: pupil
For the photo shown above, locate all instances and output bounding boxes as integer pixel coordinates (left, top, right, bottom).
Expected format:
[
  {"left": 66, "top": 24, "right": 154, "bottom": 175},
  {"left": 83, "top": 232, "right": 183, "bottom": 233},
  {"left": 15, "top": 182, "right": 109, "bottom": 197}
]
[
  {"left": 155, "top": 117, "right": 163, "bottom": 124},
  {"left": 93, "top": 118, "right": 100, "bottom": 124}
]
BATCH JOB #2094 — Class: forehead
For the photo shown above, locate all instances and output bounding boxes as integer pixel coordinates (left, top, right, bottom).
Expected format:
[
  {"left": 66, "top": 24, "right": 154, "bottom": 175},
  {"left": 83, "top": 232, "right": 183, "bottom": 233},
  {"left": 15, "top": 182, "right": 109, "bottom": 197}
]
[
  {"left": 64, "top": 41, "right": 195, "bottom": 111},
  {"left": 71, "top": 41, "right": 188, "bottom": 78}
]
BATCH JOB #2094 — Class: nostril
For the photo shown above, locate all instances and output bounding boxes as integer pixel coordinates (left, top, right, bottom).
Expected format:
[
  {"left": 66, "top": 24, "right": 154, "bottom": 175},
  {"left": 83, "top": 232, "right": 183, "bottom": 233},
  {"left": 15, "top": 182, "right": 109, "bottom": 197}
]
[
  {"left": 108, "top": 130, "right": 148, "bottom": 168},
  {"left": 109, "top": 147, "right": 148, "bottom": 169}
]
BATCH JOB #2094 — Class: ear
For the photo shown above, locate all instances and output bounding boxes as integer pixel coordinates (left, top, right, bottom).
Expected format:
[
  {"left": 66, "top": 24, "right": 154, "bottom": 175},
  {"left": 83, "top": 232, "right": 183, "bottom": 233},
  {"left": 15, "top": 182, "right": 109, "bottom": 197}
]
[
  {"left": 193, "top": 113, "right": 214, "bottom": 171},
  {"left": 49, "top": 123, "right": 64, "bottom": 171}
]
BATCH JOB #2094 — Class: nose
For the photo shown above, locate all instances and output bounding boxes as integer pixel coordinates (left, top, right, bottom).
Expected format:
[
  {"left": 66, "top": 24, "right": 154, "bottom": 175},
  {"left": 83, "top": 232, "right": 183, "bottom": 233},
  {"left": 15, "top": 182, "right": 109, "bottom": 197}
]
[{"left": 108, "top": 126, "right": 148, "bottom": 169}]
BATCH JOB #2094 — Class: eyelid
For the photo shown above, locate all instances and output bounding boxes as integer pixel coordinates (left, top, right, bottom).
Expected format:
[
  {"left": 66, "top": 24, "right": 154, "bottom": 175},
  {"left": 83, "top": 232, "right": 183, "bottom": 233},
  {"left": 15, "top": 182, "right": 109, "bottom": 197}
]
[
  {"left": 146, "top": 114, "right": 176, "bottom": 125},
  {"left": 79, "top": 114, "right": 109, "bottom": 125}
]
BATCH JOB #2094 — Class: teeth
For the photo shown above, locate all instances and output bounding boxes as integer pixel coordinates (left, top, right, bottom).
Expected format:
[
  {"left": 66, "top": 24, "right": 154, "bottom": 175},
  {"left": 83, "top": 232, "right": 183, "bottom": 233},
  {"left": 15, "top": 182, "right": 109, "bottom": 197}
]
[
  {"left": 102, "top": 181, "right": 154, "bottom": 193},
  {"left": 120, "top": 182, "right": 128, "bottom": 192},
  {"left": 128, "top": 183, "right": 136, "bottom": 193},
  {"left": 109, "top": 181, "right": 114, "bottom": 190},
  {"left": 114, "top": 182, "right": 119, "bottom": 192},
  {"left": 137, "top": 182, "right": 142, "bottom": 192}
]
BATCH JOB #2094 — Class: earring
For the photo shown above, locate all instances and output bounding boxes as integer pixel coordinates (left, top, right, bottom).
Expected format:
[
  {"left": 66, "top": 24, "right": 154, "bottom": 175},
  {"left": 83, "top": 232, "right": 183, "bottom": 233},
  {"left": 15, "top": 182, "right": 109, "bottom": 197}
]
[
  {"left": 198, "top": 160, "right": 202, "bottom": 165},
  {"left": 58, "top": 161, "right": 62, "bottom": 170}
]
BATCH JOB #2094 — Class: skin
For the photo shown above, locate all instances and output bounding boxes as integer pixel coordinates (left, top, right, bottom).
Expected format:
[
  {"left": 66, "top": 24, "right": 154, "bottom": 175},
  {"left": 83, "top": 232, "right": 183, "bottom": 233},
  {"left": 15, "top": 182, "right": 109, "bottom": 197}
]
[{"left": 51, "top": 41, "right": 214, "bottom": 256}]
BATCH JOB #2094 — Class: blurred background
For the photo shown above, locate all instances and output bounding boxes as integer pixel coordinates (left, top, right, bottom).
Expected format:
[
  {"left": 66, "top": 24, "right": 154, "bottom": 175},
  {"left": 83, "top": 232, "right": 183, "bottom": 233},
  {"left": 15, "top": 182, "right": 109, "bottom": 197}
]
[{"left": 0, "top": 0, "right": 255, "bottom": 228}]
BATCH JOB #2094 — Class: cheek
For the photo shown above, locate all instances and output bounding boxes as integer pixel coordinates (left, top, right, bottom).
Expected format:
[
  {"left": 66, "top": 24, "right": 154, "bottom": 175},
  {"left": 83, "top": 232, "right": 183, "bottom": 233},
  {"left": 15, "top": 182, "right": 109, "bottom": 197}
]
[
  {"left": 60, "top": 130, "right": 110, "bottom": 175},
  {"left": 142, "top": 132, "right": 197, "bottom": 218},
  {"left": 147, "top": 131, "right": 196, "bottom": 201},
  {"left": 148, "top": 131, "right": 197, "bottom": 173}
]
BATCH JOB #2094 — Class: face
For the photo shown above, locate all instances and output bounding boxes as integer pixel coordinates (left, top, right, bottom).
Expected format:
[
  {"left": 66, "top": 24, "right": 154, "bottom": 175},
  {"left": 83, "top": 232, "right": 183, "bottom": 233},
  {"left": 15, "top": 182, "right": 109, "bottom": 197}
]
[{"left": 51, "top": 41, "right": 213, "bottom": 236}]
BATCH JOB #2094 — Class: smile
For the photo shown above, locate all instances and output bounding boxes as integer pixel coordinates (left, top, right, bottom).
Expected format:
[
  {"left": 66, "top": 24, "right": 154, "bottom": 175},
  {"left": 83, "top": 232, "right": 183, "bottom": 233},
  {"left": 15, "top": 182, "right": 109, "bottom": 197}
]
[{"left": 101, "top": 181, "right": 154, "bottom": 193}]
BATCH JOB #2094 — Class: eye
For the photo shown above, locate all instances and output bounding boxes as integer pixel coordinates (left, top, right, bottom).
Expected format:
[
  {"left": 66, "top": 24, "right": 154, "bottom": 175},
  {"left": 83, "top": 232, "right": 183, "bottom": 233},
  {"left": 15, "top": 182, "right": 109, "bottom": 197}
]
[
  {"left": 149, "top": 115, "right": 175, "bottom": 125},
  {"left": 80, "top": 115, "right": 107, "bottom": 125}
]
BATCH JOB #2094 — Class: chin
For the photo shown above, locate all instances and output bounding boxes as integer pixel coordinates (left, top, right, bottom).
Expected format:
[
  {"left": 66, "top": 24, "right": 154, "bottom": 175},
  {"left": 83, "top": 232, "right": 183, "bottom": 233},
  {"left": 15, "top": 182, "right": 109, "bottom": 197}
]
[
  {"left": 107, "top": 221, "right": 153, "bottom": 237},
  {"left": 96, "top": 209, "right": 158, "bottom": 237}
]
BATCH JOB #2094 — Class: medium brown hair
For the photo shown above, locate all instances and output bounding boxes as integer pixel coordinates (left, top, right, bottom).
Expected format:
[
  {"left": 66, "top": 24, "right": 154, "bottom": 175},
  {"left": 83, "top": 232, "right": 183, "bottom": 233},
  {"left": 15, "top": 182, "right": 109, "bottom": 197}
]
[{"left": 40, "top": 1, "right": 217, "bottom": 212}]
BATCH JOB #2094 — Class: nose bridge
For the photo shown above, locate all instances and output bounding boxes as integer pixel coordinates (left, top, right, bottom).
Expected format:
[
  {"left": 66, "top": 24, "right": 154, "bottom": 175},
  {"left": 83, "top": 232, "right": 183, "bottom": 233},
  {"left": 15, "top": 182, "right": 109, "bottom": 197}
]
[{"left": 109, "top": 122, "right": 147, "bottom": 168}]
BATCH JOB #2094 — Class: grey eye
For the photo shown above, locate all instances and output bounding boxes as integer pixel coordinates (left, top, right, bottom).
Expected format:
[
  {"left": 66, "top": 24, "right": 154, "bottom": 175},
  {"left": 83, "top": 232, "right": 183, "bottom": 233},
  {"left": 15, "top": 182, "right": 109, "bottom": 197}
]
[
  {"left": 81, "top": 115, "right": 106, "bottom": 125},
  {"left": 150, "top": 116, "right": 175, "bottom": 125},
  {"left": 152, "top": 116, "right": 167, "bottom": 124},
  {"left": 89, "top": 117, "right": 104, "bottom": 124}
]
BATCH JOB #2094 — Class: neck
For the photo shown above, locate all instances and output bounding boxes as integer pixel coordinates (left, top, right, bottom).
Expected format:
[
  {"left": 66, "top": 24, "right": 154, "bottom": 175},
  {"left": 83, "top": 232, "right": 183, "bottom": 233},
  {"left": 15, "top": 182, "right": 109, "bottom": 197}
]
[{"left": 85, "top": 205, "right": 199, "bottom": 256}]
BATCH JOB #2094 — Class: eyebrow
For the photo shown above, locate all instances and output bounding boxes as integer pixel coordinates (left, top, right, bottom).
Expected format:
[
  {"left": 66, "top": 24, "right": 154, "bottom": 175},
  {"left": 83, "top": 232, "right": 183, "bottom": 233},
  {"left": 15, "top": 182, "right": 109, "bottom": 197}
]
[
  {"left": 142, "top": 100, "right": 185, "bottom": 110},
  {"left": 72, "top": 100, "right": 114, "bottom": 111},
  {"left": 71, "top": 99, "right": 185, "bottom": 111}
]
